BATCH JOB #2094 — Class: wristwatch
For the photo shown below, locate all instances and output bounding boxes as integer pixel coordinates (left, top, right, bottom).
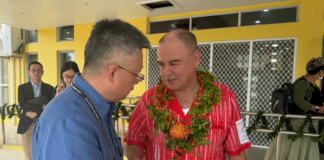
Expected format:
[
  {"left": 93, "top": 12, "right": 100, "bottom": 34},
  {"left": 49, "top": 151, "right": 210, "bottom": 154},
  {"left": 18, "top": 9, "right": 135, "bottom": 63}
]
[{"left": 315, "top": 106, "right": 319, "bottom": 113}]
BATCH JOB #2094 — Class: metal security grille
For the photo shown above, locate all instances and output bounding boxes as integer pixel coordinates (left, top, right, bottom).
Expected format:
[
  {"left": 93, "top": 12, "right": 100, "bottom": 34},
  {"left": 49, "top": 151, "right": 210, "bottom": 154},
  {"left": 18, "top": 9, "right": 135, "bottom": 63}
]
[
  {"left": 198, "top": 44, "right": 211, "bottom": 70},
  {"left": 148, "top": 47, "right": 159, "bottom": 88},
  {"left": 147, "top": 38, "right": 296, "bottom": 147},
  {"left": 248, "top": 39, "right": 295, "bottom": 146},
  {"left": 212, "top": 42, "right": 250, "bottom": 113}
]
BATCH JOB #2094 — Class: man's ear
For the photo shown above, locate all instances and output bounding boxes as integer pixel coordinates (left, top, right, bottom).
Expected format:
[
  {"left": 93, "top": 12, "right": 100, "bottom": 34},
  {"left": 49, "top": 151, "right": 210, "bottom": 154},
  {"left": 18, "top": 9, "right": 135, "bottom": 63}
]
[
  {"left": 107, "top": 65, "right": 119, "bottom": 82},
  {"left": 194, "top": 50, "right": 201, "bottom": 68}
]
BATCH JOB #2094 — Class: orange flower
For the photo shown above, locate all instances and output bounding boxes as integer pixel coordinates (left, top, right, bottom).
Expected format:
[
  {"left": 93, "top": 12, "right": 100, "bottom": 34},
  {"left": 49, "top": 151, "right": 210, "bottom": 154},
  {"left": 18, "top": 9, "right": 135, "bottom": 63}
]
[
  {"left": 152, "top": 99, "right": 158, "bottom": 106},
  {"left": 163, "top": 87, "right": 168, "bottom": 94},
  {"left": 170, "top": 122, "right": 186, "bottom": 140}
]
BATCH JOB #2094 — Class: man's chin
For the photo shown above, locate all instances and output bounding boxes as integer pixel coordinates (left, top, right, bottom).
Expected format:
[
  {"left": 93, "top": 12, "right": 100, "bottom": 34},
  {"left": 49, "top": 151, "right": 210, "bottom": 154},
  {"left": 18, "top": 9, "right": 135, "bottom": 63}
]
[{"left": 166, "top": 85, "right": 178, "bottom": 91}]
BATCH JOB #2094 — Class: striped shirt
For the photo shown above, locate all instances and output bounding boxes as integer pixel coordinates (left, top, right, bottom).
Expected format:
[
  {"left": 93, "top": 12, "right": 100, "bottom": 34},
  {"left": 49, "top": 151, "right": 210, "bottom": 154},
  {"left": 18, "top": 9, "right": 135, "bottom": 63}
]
[{"left": 124, "top": 81, "right": 251, "bottom": 160}]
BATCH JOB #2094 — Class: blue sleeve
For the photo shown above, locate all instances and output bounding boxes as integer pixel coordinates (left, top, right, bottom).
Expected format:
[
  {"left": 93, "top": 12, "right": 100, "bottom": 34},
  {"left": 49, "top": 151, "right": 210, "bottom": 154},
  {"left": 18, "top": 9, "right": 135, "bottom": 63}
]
[{"left": 32, "top": 119, "right": 104, "bottom": 160}]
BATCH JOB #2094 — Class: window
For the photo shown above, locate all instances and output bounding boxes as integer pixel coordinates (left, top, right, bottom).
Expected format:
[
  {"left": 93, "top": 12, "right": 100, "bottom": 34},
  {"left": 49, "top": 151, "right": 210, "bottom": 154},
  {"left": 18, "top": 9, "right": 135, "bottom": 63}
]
[
  {"left": 59, "top": 51, "right": 74, "bottom": 83},
  {"left": 3, "top": 58, "right": 7, "bottom": 84},
  {"left": 192, "top": 13, "right": 239, "bottom": 30},
  {"left": 149, "top": 18, "right": 190, "bottom": 34},
  {"left": 241, "top": 7, "right": 297, "bottom": 26},
  {"left": 25, "top": 30, "right": 38, "bottom": 44},
  {"left": 3, "top": 87, "right": 8, "bottom": 104},
  {"left": 25, "top": 53, "right": 38, "bottom": 82},
  {"left": 148, "top": 6, "right": 298, "bottom": 34},
  {"left": 57, "top": 26, "right": 74, "bottom": 41},
  {"left": 0, "top": 58, "right": 9, "bottom": 105}
]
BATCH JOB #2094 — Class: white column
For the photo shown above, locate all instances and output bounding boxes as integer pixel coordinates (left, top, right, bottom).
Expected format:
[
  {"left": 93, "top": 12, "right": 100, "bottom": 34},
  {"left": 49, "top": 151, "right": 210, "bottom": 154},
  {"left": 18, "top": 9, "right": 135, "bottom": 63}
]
[{"left": 10, "top": 57, "right": 15, "bottom": 125}]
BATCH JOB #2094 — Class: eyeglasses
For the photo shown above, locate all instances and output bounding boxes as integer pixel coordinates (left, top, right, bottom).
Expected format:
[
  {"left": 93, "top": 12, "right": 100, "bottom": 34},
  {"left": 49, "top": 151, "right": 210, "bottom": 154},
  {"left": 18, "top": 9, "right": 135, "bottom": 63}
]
[
  {"left": 30, "top": 69, "right": 43, "bottom": 73},
  {"left": 118, "top": 66, "right": 144, "bottom": 82},
  {"left": 63, "top": 75, "right": 75, "bottom": 79}
]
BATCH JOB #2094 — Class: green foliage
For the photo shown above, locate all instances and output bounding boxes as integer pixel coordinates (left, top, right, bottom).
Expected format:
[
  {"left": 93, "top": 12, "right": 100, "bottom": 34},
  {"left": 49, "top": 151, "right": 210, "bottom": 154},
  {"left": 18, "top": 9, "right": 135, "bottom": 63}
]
[{"left": 247, "top": 112, "right": 324, "bottom": 143}]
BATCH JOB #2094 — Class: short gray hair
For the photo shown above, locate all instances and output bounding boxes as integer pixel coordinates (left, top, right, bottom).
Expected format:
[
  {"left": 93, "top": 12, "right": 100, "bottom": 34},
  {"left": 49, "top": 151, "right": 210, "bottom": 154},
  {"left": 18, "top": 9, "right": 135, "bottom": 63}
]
[
  {"left": 83, "top": 18, "right": 150, "bottom": 74},
  {"left": 159, "top": 29, "right": 197, "bottom": 53}
]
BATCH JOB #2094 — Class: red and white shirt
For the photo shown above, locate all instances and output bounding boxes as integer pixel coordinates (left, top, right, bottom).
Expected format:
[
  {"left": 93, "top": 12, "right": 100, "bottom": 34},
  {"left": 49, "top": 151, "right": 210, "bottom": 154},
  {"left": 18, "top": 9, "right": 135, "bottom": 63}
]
[{"left": 124, "top": 81, "right": 251, "bottom": 160}]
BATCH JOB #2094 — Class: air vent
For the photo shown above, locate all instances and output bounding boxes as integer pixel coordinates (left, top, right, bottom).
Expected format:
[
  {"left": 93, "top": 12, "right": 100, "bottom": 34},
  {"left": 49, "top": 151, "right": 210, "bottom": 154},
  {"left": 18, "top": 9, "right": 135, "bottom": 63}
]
[
  {"left": 137, "top": 0, "right": 180, "bottom": 12},
  {"left": 146, "top": 1, "right": 173, "bottom": 9}
]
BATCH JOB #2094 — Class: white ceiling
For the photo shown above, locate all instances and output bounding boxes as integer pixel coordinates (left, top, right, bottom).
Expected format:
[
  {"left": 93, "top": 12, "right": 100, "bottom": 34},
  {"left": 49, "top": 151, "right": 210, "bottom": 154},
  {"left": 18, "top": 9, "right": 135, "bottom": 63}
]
[{"left": 0, "top": 0, "right": 293, "bottom": 30}]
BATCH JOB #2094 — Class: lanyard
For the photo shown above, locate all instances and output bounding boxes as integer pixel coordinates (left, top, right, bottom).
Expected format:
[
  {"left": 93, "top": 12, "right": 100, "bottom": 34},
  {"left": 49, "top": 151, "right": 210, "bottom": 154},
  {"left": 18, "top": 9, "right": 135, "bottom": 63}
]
[{"left": 71, "top": 83, "right": 123, "bottom": 160}]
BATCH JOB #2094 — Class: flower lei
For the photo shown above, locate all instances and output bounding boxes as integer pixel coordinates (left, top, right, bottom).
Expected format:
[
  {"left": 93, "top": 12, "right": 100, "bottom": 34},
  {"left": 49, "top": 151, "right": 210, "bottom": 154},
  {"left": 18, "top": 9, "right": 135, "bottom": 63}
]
[{"left": 147, "top": 68, "right": 221, "bottom": 159}]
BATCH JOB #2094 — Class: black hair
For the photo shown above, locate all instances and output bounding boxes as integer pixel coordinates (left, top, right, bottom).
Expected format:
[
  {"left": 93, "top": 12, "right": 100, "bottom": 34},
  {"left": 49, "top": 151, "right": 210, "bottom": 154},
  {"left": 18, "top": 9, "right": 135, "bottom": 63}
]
[
  {"left": 307, "top": 66, "right": 324, "bottom": 75},
  {"left": 28, "top": 61, "right": 43, "bottom": 70},
  {"left": 60, "top": 61, "right": 80, "bottom": 81},
  {"left": 83, "top": 18, "right": 150, "bottom": 75}
]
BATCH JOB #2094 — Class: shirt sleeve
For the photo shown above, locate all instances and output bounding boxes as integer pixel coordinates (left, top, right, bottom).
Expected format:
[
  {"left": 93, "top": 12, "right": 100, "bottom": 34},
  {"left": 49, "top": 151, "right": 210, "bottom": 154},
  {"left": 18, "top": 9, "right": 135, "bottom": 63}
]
[
  {"left": 224, "top": 91, "right": 251, "bottom": 156},
  {"left": 32, "top": 119, "right": 106, "bottom": 160},
  {"left": 124, "top": 91, "right": 150, "bottom": 149}
]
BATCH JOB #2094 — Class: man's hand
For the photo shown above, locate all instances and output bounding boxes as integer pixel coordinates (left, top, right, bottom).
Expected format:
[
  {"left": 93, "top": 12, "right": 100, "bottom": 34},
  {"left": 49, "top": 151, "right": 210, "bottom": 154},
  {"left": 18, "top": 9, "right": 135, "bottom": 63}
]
[
  {"left": 42, "top": 104, "right": 46, "bottom": 109},
  {"left": 26, "top": 112, "right": 37, "bottom": 119},
  {"left": 228, "top": 151, "right": 247, "bottom": 160},
  {"left": 125, "top": 144, "right": 144, "bottom": 160}
]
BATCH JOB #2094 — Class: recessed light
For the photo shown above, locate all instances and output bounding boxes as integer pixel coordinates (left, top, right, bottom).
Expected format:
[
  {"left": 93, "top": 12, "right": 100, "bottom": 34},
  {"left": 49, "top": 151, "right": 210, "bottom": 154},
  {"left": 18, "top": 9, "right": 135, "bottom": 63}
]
[
  {"left": 264, "top": 9, "right": 269, "bottom": 12},
  {"left": 85, "top": 2, "right": 91, "bottom": 5},
  {"left": 271, "top": 59, "right": 277, "bottom": 62},
  {"left": 255, "top": 20, "right": 260, "bottom": 24},
  {"left": 272, "top": 44, "right": 278, "bottom": 47},
  {"left": 272, "top": 52, "right": 277, "bottom": 55},
  {"left": 20, "top": 12, "right": 24, "bottom": 14},
  {"left": 265, "top": 45, "right": 269, "bottom": 47}
]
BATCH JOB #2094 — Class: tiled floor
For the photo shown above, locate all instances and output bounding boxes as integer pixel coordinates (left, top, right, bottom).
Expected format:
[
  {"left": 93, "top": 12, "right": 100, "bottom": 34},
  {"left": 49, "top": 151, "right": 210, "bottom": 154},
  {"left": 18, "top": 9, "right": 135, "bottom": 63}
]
[
  {"left": 1, "top": 123, "right": 324, "bottom": 160},
  {"left": 0, "top": 148, "right": 24, "bottom": 160},
  {"left": 0, "top": 124, "right": 21, "bottom": 146}
]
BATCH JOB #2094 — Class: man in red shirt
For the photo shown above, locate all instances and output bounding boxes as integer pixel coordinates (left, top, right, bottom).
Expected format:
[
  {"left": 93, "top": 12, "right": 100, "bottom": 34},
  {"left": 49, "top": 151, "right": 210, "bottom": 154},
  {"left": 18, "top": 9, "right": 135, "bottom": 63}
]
[{"left": 124, "top": 29, "right": 251, "bottom": 160}]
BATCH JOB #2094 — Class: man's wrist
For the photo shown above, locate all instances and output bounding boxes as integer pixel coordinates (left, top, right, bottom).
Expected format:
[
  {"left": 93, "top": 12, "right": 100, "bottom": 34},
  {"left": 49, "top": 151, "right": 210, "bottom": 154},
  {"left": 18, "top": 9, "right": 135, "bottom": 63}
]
[{"left": 315, "top": 106, "right": 319, "bottom": 113}]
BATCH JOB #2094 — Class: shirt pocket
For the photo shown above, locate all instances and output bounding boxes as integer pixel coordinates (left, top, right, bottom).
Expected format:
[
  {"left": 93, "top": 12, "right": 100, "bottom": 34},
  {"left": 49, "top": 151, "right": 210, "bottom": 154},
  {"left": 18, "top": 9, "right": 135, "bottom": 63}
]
[{"left": 207, "top": 125, "right": 227, "bottom": 146}]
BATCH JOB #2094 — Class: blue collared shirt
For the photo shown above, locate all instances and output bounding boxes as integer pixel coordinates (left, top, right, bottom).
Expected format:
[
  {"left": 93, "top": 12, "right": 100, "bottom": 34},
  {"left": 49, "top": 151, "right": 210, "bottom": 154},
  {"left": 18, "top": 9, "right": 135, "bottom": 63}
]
[
  {"left": 31, "top": 81, "right": 42, "bottom": 98},
  {"left": 32, "top": 74, "right": 123, "bottom": 160}
]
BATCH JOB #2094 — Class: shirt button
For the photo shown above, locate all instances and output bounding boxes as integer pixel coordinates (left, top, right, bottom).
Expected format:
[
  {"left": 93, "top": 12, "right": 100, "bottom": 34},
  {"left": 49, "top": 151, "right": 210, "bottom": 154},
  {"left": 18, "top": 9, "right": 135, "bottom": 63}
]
[{"left": 183, "top": 119, "right": 187, "bottom": 123}]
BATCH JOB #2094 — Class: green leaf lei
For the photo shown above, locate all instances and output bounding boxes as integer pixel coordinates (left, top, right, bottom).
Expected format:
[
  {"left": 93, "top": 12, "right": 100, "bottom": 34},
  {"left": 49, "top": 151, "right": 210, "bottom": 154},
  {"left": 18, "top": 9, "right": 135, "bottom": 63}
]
[{"left": 146, "top": 68, "right": 221, "bottom": 159}]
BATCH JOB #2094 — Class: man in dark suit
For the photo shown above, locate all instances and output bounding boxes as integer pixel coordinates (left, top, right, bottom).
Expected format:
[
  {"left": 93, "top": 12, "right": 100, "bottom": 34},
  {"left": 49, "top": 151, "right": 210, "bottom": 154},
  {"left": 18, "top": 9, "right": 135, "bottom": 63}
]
[{"left": 17, "top": 61, "right": 54, "bottom": 160}]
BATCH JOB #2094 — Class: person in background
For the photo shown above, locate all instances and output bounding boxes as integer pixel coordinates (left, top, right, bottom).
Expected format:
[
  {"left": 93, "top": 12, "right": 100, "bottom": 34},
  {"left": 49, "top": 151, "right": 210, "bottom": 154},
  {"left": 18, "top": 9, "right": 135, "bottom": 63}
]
[
  {"left": 32, "top": 18, "right": 150, "bottom": 160},
  {"left": 17, "top": 61, "right": 54, "bottom": 160},
  {"left": 53, "top": 61, "right": 80, "bottom": 98},
  {"left": 264, "top": 57, "right": 324, "bottom": 160}
]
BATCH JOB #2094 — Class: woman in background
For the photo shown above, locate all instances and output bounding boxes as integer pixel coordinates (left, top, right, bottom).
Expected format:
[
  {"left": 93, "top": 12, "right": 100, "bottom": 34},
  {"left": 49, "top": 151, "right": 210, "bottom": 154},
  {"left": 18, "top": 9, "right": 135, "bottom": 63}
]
[
  {"left": 264, "top": 57, "right": 324, "bottom": 160},
  {"left": 53, "top": 61, "right": 79, "bottom": 98}
]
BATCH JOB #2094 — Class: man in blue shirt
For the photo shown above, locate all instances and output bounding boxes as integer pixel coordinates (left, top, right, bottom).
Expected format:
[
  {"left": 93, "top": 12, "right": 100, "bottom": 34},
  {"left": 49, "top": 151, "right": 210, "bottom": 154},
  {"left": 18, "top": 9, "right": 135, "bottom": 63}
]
[{"left": 32, "top": 18, "right": 150, "bottom": 160}]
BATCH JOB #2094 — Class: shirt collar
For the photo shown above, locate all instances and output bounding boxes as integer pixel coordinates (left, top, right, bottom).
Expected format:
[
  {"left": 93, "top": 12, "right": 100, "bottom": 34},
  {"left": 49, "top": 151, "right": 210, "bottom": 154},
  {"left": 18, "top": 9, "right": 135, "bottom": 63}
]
[
  {"left": 31, "top": 81, "right": 42, "bottom": 87},
  {"left": 72, "top": 73, "right": 116, "bottom": 118}
]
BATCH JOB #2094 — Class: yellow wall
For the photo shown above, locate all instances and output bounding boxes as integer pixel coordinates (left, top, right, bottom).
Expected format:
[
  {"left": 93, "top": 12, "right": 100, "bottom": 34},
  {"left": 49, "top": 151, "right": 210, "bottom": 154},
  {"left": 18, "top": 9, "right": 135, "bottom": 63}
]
[{"left": 4, "top": 0, "right": 324, "bottom": 125}]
